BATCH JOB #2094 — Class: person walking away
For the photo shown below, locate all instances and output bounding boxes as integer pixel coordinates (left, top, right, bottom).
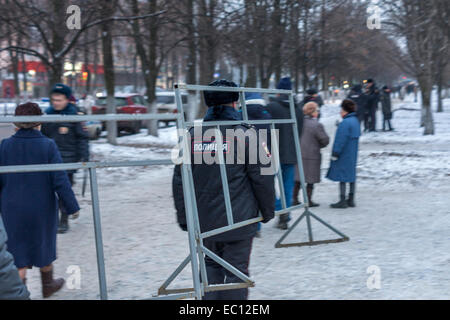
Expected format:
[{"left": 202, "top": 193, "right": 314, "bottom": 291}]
[
  {"left": 326, "top": 99, "right": 361, "bottom": 208},
  {"left": 41, "top": 84, "right": 89, "bottom": 233},
  {"left": 172, "top": 80, "right": 275, "bottom": 300},
  {"left": 266, "top": 77, "right": 304, "bottom": 230},
  {"left": 380, "top": 85, "right": 394, "bottom": 131},
  {"left": 243, "top": 92, "right": 272, "bottom": 238},
  {"left": 0, "top": 103, "right": 80, "bottom": 298},
  {"left": 299, "top": 102, "right": 329, "bottom": 207}
]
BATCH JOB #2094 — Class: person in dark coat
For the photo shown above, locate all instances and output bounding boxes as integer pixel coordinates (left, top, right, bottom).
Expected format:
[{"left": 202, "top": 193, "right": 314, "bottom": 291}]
[
  {"left": 347, "top": 84, "right": 366, "bottom": 125},
  {"left": 172, "top": 80, "right": 275, "bottom": 300},
  {"left": 242, "top": 92, "right": 272, "bottom": 238},
  {"left": 326, "top": 100, "right": 361, "bottom": 208},
  {"left": 41, "top": 83, "right": 89, "bottom": 233},
  {"left": 380, "top": 85, "right": 394, "bottom": 131},
  {"left": 362, "top": 79, "right": 379, "bottom": 132},
  {"left": 0, "top": 103, "right": 80, "bottom": 298},
  {"left": 302, "top": 88, "right": 324, "bottom": 119},
  {"left": 266, "top": 77, "right": 303, "bottom": 230},
  {"left": 297, "top": 102, "right": 329, "bottom": 207},
  {"left": 0, "top": 218, "right": 30, "bottom": 300}
]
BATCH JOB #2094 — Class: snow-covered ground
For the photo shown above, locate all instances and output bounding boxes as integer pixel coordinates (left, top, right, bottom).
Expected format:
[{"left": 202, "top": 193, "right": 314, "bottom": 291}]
[{"left": 23, "top": 93, "right": 450, "bottom": 300}]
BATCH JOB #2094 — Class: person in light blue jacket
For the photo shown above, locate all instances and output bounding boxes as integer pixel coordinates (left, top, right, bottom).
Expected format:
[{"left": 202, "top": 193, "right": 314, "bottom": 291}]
[{"left": 326, "top": 99, "right": 361, "bottom": 208}]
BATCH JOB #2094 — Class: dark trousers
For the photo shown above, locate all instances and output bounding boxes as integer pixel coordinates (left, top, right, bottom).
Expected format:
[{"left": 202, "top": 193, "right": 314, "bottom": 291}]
[
  {"left": 382, "top": 115, "right": 392, "bottom": 131},
  {"left": 59, "top": 172, "right": 74, "bottom": 222},
  {"left": 368, "top": 107, "right": 377, "bottom": 131},
  {"left": 363, "top": 112, "right": 370, "bottom": 131},
  {"left": 202, "top": 238, "right": 253, "bottom": 300}
]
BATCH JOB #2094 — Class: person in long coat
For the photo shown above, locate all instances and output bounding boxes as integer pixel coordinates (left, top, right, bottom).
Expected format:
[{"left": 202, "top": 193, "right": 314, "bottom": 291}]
[
  {"left": 0, "top": 103, "right": 80, "bottom": 298},
  {"left": 326, "top": 99, "right": 361, "bottom": 208},
  {"left": 380, "top": 85, "right": 394, "bottom": 131},
  {"left": 297, "top": 102, "right": 329, "bottom": 207}
]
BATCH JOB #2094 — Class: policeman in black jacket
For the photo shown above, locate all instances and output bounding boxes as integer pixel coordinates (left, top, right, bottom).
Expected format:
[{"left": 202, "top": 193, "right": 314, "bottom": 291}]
[
  {"left": 41, "top": 84, "right": 89, "bottom": 234},
  {"left": 347, "top": 84, "right": 366, "bottom": 125},
  {"left": 363, "top": 79, "right": 380, "bottom": 132},
  {"left": 172, "top": 80, "right": 275, "bottom": 300}
]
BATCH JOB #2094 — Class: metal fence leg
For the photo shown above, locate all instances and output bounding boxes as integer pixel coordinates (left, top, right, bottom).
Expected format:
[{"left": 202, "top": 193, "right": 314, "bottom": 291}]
[{"left": 89, "top": 168, "right": 108, "bottom": 300}]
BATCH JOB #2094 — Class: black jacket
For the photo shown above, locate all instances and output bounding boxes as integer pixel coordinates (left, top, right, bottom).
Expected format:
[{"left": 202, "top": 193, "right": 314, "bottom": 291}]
[
  {"left": 172, "top": 106, "right": 275, "bottom": 242},
  {"left": 41, "top": 103, "right": 90, "bottom": 164},
  {"left": 363, "top": 85, "right": 379, "bottom": 111},
  {"left": 266, "top": 95, "right": 304, "bottom": 165},
  {"left": 347, "top": 88, "right": 366, "bottom": 118},
  {"left": 380, "top": 91, "right": 392, "bottom": 119}
]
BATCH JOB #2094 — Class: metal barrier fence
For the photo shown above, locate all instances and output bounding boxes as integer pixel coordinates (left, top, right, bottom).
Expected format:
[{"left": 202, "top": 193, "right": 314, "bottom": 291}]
[
  {"left": 155, "top": 84, "right": 349, "bottom": 299},
  {"left": 0, "top": 86, "right": 349, "bottom": 300}
]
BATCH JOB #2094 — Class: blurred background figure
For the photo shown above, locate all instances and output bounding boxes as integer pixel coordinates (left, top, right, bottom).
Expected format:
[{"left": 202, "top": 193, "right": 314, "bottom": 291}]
[
  {"left": 380, "top": 85, "right": 394, "bottom": 131},
  {"left": 347, "top": 84, "right": 366, "bottom": 126},
  {"left": 302, "top": 88, "right": 324, "bottom": 119},
  {"left": 363, "top": 79, "right": 379, "bottom": 132}
]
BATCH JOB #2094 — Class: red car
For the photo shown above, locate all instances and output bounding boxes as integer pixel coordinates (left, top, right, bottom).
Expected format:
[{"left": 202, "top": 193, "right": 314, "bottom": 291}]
[{"left": 92, "top": 94, "right": 148, "bottom": 134}]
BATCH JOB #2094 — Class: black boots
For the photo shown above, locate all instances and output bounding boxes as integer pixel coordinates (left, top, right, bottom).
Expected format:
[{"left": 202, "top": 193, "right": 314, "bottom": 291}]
[
  {"left": 347, "top": 193, "right": 355, "bottom": 207},
  {"left": 276, "top": 214, "right": 290, "bottom": 230},
  {"left": 330, "top": 196, "right": 348, "bottom": 209},
  {"left": 292, "top": 181, "right": 301, "bottom": 206},
  {"left": 330, "top": 194, "right": 356, "bottom": 208},
  {"left": 40, "top": 267, "right": 65, "bottom": 298},
  {"left": 58, "top": 213, "right": 69, "bottom": 234}
]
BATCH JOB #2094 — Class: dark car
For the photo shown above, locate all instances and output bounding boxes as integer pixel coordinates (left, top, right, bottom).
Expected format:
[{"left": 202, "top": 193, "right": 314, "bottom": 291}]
[{"left": 91, "top": 94, "right": 148, "bottom": 134}]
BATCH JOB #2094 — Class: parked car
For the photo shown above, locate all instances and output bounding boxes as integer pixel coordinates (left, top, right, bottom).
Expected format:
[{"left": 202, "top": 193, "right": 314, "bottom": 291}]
[
  {"left": 155, "top": 91, "right": 188, "bottom": 126},
  {"left": 91, "top": 94, "right": 148, "bottom": 134}
]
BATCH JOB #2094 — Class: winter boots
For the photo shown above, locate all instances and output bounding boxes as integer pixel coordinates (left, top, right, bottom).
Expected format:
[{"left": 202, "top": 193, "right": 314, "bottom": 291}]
[
  {"left": 40, "top": 267, "right": 65, "bottom": 298},
  {"left": 276, "top": 213, "right": 290, "bottom": 230},
  {"left": 330, "top": 196, "right": 348, "bottom": 209},
  {"left": 58, "top": 213, "right": 69, "bottom": 234},
  {"left": 347, "top": 193, "right": 355, "bottom": 207}
]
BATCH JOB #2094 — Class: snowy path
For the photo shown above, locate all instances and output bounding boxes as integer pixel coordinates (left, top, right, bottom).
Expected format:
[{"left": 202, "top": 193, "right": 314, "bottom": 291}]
[{"left": 23, "top": 96, "right": 450, "bottom": 299}]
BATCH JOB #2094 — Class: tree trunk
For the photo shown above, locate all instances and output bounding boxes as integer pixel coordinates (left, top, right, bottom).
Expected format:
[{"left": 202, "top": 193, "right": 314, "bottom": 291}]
[
  {"left": 101, "top": 18, "right": 117, "bottom": 145},
  {"left": 186, "top": 0, "right": 198, "bottom": 121},
  {"left": 418, "top": 75, "right": 434, "bottom": 135},
  {"left": 436, "top": 71, "right": 443, "bottom": 112}
]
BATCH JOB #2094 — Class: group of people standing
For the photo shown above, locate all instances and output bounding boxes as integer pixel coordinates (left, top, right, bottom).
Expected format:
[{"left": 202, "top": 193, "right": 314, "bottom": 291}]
[
  {"left": 348, "top": 79, "right": 394, "bottom": 132},
  {"left": 0, "top": 84, "right": 88, "bottom": 299}
]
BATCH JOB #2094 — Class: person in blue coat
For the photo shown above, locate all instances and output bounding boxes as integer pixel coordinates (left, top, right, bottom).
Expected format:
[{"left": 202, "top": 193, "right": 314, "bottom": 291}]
[
  {"left": 326, "top": 99, "right": 361, "bottom": 208},
  {"left": 0, "top": 103, "right": 80, "bottom": 298}
]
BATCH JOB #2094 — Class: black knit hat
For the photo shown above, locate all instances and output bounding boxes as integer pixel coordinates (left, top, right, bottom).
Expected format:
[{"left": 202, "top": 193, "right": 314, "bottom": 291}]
[
  {"left": 306, "top": 88, "right": 318, "bottom": 95},
  {"left": 203, "top": 79, "right": 239, "bottom": 107},
  {"left": 14, "top": 102, "right": 43, "bottom": 129},
  {"left": 50, "top": 83, "right": 72, "bottom": 99}
]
